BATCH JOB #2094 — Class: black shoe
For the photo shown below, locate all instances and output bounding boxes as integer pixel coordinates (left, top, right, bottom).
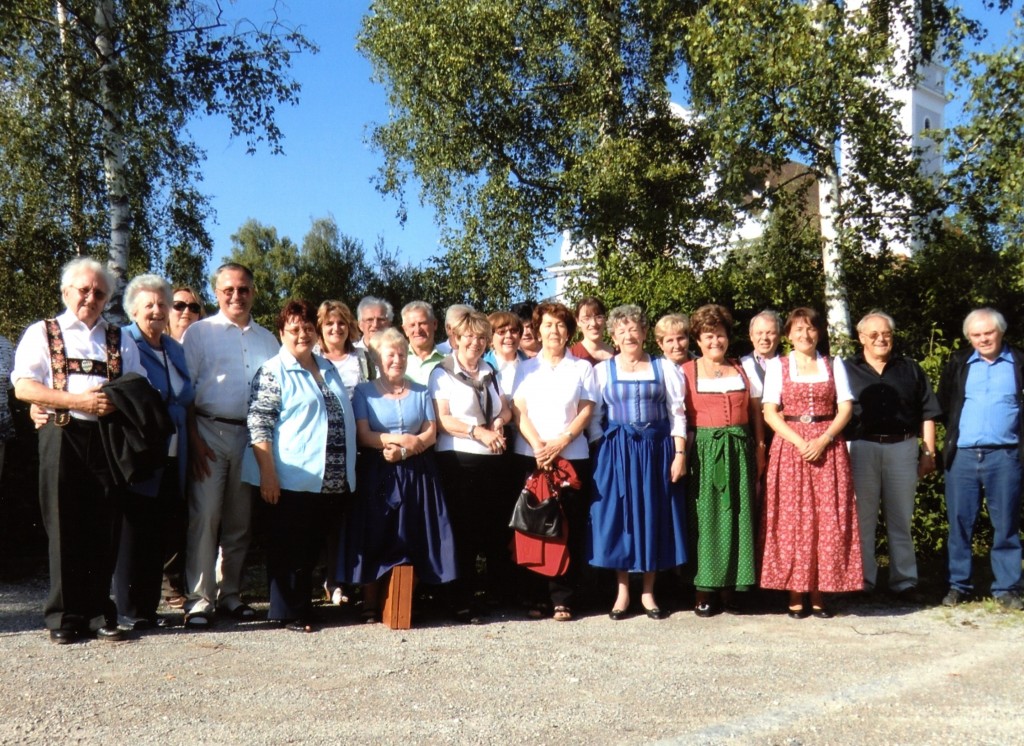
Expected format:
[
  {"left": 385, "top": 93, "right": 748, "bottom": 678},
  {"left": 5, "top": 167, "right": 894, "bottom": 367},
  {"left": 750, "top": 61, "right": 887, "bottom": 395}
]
[
  {"left": 787, "top": 606, "right": 809, "bottom": 619},
  {"left": 91, "top": 625, "right": 123, "bottom": 641},
  {"left": 284, "top": 620, "right": 314, "bottom": 633},
  {"left": 694, "top": 601, "right": 716, "bottom": 618},
  {"left": 942, "top": 588, "right": 966, "bottom": 607},
  {"left": 608, "top": 607, "right": 628, "bottom": 621},
  {"left": 117, "top": 615, "right": 153, "bottom": 631},
  {"left": 49, "top": 627, "right": 78, "bottom": 645},
  {"left": 643, "top": 606, "right": 666, "bottom": 620},
  {"left": 894, "top": 587, "right": 926, "bottom": 605},
  {"left": 811, "top": 606, "right": 834, "bottom": 619}
]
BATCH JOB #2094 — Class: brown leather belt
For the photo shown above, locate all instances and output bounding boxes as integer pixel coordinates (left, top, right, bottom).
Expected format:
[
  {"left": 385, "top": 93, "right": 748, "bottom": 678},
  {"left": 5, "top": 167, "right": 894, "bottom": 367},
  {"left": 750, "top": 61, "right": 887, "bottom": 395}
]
[
  {"left": 859, "top": 433, "right": 915, "bottom": 444},
  {"left": 783, "top": 414, "right": 832, "bottom": 423}
]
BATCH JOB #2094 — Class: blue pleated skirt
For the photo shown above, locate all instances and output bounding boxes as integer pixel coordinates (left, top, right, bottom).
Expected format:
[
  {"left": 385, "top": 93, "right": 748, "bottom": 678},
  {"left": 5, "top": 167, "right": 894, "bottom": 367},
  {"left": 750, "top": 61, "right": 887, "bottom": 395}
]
[
  {"left": 587, "top": 420, "right": 688, "bottom": 572},
  {"left": 339, "top": 450, "right": 458, "bottom": 585}
]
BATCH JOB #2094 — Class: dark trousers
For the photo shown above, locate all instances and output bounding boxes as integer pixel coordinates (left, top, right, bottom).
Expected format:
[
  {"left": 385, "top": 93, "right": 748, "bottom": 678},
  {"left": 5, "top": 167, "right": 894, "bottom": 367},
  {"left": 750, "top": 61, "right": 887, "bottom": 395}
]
[
  {"left": 113, "top": 465, "right": 178, "bottom": 622},
  {"left": 38, "top": 420, "right": 120, "bottom": 632},
  {"left": 514, "top": 455, "right": 591, "bottom": 609},
  {"left": 437, "top": 450, "right": 517, "bottom": 608},
  {"left": 267, "top": 489, "right": 336, "bottom": 622},
  {"left": 160, "top": 468, "right": 188, "bottom": 599}
]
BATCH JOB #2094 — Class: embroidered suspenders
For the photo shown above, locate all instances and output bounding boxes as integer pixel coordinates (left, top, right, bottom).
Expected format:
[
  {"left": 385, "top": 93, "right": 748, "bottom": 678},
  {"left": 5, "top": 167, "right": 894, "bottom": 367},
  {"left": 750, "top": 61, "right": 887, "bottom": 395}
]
[{"left": 44, "top": 319, "right": 123, "bottom": 426}]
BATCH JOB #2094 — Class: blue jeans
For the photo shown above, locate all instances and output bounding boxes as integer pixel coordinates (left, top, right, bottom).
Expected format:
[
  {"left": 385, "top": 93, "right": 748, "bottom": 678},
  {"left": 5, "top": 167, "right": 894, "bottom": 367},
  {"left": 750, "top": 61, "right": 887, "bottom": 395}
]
[{"left": 945, "top": 447, "right": 1023, "bottom": 595}]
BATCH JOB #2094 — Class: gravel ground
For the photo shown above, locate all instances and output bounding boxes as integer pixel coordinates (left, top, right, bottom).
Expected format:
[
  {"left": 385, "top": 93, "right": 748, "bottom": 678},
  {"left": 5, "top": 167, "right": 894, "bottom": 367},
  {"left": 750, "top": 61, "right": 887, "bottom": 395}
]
[{"left": 2, "top": 577, "right": 1023, "bottom": 745}]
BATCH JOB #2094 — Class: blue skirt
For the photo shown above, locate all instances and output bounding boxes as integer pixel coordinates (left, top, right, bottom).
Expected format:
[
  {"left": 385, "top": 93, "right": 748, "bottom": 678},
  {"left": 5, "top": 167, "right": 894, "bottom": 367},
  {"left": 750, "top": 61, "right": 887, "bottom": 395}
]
[
  {"left": 339, "top": 450, "right": 458, "bottom": 585},
  {"left": 587, "top": 420, "right": 688, "bottom": 572}
]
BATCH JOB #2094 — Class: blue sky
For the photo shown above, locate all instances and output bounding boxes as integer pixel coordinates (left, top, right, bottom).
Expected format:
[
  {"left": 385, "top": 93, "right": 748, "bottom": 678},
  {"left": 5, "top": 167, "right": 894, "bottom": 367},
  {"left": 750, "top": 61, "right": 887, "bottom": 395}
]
[{"left": 188, "top": 2, "right": 1016, "bottom": 293}]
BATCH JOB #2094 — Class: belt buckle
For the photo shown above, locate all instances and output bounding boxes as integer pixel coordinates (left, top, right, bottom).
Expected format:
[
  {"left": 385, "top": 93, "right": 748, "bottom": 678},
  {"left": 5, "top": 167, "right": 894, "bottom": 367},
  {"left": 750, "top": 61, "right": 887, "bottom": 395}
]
[{"left": 799, "top": 414, "right": 813, "bottom": 424}]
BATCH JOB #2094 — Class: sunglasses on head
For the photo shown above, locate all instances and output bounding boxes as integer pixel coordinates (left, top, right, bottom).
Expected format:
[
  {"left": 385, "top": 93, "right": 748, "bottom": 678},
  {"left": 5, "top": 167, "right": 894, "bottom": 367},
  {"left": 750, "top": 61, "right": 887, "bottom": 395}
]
[{"left": 173, "top": 301, "right": 202, "bottom": 314}]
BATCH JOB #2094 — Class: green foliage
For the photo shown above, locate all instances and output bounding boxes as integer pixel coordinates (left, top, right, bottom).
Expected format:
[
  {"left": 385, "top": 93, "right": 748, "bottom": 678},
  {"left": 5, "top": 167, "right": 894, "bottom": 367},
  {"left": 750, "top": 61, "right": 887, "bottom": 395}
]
[
  {"left": 360, "top": 0, "right": 728, "bottom": 302},
  {"left": 0, "top": 0, "right": 314, "bottom": 333}
]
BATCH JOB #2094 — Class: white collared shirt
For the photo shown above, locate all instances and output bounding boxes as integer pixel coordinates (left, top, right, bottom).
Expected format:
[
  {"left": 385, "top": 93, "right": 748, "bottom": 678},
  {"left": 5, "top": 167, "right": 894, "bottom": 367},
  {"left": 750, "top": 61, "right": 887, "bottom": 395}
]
[
  {"left": 512, "top": 350, "right": 597, "bottom": 460},
  {"left": 183, "top": 311, "right": 280, "bottom": 420},
  {"left": 429, "top": 356, "right": 507, "bottom": 455},
  {"left": 11, "top": 310, "right": 148, "bottom": 421}
]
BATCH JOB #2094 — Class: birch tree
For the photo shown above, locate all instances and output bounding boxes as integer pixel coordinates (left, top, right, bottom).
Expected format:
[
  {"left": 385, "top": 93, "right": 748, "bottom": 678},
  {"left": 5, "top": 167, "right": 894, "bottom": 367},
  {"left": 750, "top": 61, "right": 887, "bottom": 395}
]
[{"left": 0, "top": 0, "right": 314, "bottom": 327}]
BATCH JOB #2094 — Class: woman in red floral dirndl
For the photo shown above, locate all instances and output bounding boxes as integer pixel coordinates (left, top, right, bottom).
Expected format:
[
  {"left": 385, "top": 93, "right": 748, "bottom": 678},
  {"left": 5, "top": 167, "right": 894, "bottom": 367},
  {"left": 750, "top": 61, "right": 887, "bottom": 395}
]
[{"left": 760, "top": 307, "right": 862, "bottom": 619}]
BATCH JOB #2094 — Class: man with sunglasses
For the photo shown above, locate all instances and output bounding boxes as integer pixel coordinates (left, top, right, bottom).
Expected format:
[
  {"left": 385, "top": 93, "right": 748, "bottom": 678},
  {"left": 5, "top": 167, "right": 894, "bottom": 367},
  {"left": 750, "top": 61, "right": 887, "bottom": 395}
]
[
  {"left": 11, "top": 257, "right": 149, "bottom": 643},
  {"left": 843, "top": 311, "right": 940, "bottom": 603},
  {"left": 181, "top": 263, "right": 279, "bottom": 627}
]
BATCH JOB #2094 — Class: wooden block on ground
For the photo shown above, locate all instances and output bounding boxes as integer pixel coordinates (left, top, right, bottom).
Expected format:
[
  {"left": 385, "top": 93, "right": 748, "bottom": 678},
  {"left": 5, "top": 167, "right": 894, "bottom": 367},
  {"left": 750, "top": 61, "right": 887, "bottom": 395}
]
[{"left": 381, "top": 564, "right": 414, "bottom": 630}]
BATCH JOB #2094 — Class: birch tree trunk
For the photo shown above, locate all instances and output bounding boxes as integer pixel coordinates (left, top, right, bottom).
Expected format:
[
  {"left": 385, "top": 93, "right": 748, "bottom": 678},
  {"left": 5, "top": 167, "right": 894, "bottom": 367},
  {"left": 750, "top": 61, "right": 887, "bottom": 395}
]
[
  {"left": 817, "top": 161, "right": 851, "bottom": 343},
  {"left": 94, "top": 0, "right": 130, "bottom": 320}
]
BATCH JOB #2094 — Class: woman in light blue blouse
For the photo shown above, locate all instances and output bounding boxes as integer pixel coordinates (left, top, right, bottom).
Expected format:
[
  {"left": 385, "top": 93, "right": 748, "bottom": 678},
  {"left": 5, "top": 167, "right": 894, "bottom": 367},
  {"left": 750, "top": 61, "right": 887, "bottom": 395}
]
[{"left": 243, "top": 299, "right": 357, "bottom": 633}]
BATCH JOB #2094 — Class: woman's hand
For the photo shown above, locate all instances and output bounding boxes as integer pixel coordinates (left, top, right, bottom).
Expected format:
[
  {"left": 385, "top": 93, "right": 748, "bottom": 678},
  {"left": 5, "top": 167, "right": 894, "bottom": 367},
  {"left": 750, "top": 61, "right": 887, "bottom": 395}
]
[
  {"left": 670, "top": 452, "right": 686, "bottom": 482},
  {"left": 534, "top": 433, "right": 571, "bottom": 469},
  {"left": 382, "top": 443, "right": 404, "bottom": 463},
  {"left": 801, "top": 435, "right": 831, "bottom": 462},
  {"left": 259, "top": 470, "right": 281, "bottom": 505},
  {"left": 474, "top": 425, "right": 506, "bottom": 454}
]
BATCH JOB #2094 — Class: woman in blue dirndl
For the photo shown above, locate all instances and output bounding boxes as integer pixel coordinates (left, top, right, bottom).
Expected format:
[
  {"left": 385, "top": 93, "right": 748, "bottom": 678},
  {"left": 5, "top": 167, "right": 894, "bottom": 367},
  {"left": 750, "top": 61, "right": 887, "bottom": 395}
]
[
  {"left": 589, "top": 305, "right": 688, "bottom": 620},
  {"left": 339, "top": 328, "right": 457, "bottom": 622}
]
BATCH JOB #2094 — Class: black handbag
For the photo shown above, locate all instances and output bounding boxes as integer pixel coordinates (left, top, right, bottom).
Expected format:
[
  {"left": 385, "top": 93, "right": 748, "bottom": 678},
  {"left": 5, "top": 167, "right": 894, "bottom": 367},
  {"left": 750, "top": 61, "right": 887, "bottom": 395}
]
[{"left": 509, "top": 471, "right": 563, "bottom": 538}]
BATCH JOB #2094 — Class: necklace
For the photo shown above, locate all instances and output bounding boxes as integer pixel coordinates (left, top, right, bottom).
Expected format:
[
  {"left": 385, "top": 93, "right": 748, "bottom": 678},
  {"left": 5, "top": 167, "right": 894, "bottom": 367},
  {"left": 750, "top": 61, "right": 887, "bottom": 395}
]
[
  {"left": 703, "top": 358, "right": 725, "bottom": 378},
  {"left": 620, "top": 354, "right": 644, "bottom": 371},
  {"left": 378, "top": 377, "right": 406, "bottom": 396}
]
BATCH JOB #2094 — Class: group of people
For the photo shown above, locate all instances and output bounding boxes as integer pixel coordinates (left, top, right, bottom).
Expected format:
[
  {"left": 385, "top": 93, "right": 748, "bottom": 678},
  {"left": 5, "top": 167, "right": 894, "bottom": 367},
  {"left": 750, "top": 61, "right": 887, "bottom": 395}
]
[{"left": 8, "top": 256, "right": 1023, "bottom": 644}]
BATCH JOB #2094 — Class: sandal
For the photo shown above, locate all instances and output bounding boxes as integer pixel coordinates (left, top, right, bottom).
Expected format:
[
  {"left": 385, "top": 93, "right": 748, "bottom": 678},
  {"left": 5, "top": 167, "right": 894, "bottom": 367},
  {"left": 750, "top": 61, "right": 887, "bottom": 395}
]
[
  {"left": 526, "top": 603, "right": 550, "bottom": 620},
  {"left": 225, "top": 603, "right": 256, "bottom": 620},
  {"left": 184, "top": 611, "right": 211, "bottom": 629},
  {"left": 552, "top": 606, "right": 572, "bottom": 622}
]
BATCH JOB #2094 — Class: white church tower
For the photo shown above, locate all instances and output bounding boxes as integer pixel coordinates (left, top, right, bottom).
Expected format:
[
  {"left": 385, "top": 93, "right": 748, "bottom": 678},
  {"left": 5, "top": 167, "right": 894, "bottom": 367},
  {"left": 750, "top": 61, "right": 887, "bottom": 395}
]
[{"left": 844, "top": 0, "right": 947, "bottom": 256}]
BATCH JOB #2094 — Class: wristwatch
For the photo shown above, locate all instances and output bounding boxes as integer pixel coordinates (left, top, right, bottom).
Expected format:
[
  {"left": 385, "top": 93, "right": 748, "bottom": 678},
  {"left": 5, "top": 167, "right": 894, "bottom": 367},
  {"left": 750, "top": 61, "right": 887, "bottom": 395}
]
[{"left": 400, "top": 446, "right": 408, "bottom": 460}]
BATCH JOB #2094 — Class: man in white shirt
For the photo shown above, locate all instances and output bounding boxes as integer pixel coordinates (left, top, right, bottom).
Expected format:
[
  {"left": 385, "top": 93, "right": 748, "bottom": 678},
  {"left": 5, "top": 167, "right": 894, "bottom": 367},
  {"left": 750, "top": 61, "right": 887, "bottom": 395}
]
[
  {"left": 402, "top": 300, "right": 445, "bottom": 386},
  {"left": 740, "top": 310, "right": 782, "bottom": 399},
  {"left": 12, "top": 257, "right": 148, "bottom": 643},
  {"left": 182, "top": 263, "right": 279, "bottom": 626},
  {"left": 354, "top": 296, "right": 393, "bottom": 350}
]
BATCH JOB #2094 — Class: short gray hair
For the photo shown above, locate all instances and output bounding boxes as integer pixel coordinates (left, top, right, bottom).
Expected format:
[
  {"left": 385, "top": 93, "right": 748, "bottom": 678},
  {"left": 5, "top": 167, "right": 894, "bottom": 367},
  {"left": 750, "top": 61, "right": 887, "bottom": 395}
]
[
  {"left": 358, "top": 296, "right": 393, "bottom": 322},
  {"left": 124, "top": 274, "right": 173, "bottom": 319},
  {"left": 748, "top": 310, "right": 782, "bottom": 334},
  {"left": 444, "top": 303, "right": 473, "bottom": 331},
  {"left": 401, "top": 300, "right": 435, "bottom": 323},
  {"left": 856, "top": 310, "right": 896, "bottom": 335},
  {"left": 963, "top": 307, "right": 1007, "bottom": 337},
  {"left": 607, "top": 304, "right": 647, "bottom": 333},
  {"left": 60, "top": 257, "right": 113, "bottom": 297},
  {"left": 369, "top": 327, "right": 409, "bottom": 355}
]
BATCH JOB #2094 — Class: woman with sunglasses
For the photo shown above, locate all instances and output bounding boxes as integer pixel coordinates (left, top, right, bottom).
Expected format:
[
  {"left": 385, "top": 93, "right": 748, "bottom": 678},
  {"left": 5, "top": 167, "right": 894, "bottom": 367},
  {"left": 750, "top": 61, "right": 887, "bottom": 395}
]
[{"left": 168, "top": 287, "right": 205, "bottom": 342}]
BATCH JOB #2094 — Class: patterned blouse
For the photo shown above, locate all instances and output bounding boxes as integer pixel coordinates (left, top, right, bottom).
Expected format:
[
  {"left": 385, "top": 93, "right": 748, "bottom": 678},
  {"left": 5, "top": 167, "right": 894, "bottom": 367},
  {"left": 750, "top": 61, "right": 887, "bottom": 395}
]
[{"left": 248, "top": 368, "right": 348, "bottom": 494}]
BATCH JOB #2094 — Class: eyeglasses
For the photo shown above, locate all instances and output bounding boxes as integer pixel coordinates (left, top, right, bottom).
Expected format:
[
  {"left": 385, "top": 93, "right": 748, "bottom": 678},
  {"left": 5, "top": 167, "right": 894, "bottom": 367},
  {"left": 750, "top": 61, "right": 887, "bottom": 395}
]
[
  {"left": 579, "top": 315, "right": 606, "bottom": 326},
  {"left": 217, "top": 286, "right": 251, "bottom": 296},
  {"left": 72, "top": 286, "right": 107, "bottom": 301},
  {"left": 866, "top": 332, "right": 893, "bottom": 341},
  {"left": 172, "top": 301, "right": 202, "bottom": 314},
  {"left": 495, "top": 328, "right": 521, "bottom": 337}
]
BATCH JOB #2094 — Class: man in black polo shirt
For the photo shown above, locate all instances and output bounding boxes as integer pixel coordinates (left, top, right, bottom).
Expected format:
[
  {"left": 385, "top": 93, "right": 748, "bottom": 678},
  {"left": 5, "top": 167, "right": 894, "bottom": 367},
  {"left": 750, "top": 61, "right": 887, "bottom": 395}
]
[{"left": 844, "top": 311, "right": 940, "bottom": 601}]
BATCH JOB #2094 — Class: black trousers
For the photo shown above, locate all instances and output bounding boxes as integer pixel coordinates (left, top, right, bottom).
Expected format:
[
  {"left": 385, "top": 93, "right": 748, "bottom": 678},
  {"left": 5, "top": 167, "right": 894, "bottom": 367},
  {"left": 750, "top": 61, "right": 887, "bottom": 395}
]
[
  {"left": 513, "top": 455, "right": 591, "bottom": 609},
  {"left": 38, "top": 420, "right": 120, "bottom": 632},
  {"left": 267, "top": 489, "right": 337, "bottom": 622},
  {"left": 437, "top": 450, "right": 517, "bottom": 608},
  {"left": 112, "top": 464, "right": 178, "bottom": 623}
]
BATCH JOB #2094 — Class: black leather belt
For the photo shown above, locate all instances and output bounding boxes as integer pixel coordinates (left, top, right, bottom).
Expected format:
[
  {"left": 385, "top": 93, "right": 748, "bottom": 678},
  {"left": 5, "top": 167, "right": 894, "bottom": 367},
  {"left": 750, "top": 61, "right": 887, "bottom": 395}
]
[
  {"left": 860, "top": 433, "right": 915, "bottom": 444},
  {"left": 783, "top": 414, "right": 833, "bottom": 423},
  {"left": 198, "top": 412, "right": 246, "bottom": 427}
]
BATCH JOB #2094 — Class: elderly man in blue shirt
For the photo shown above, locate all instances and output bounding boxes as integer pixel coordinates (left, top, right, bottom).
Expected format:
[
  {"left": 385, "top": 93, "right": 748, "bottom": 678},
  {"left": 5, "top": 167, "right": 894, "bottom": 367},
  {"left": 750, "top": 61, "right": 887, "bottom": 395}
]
[{"left": 938, "top": 308, "right": 1024, "bottom": 610}]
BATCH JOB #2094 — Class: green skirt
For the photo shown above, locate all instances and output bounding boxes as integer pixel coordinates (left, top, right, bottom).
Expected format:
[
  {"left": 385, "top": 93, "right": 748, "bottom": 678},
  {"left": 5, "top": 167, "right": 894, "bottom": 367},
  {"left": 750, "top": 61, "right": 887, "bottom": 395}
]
[{"left": 688, "top": 425, "right": 757, "bottom": 590}]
